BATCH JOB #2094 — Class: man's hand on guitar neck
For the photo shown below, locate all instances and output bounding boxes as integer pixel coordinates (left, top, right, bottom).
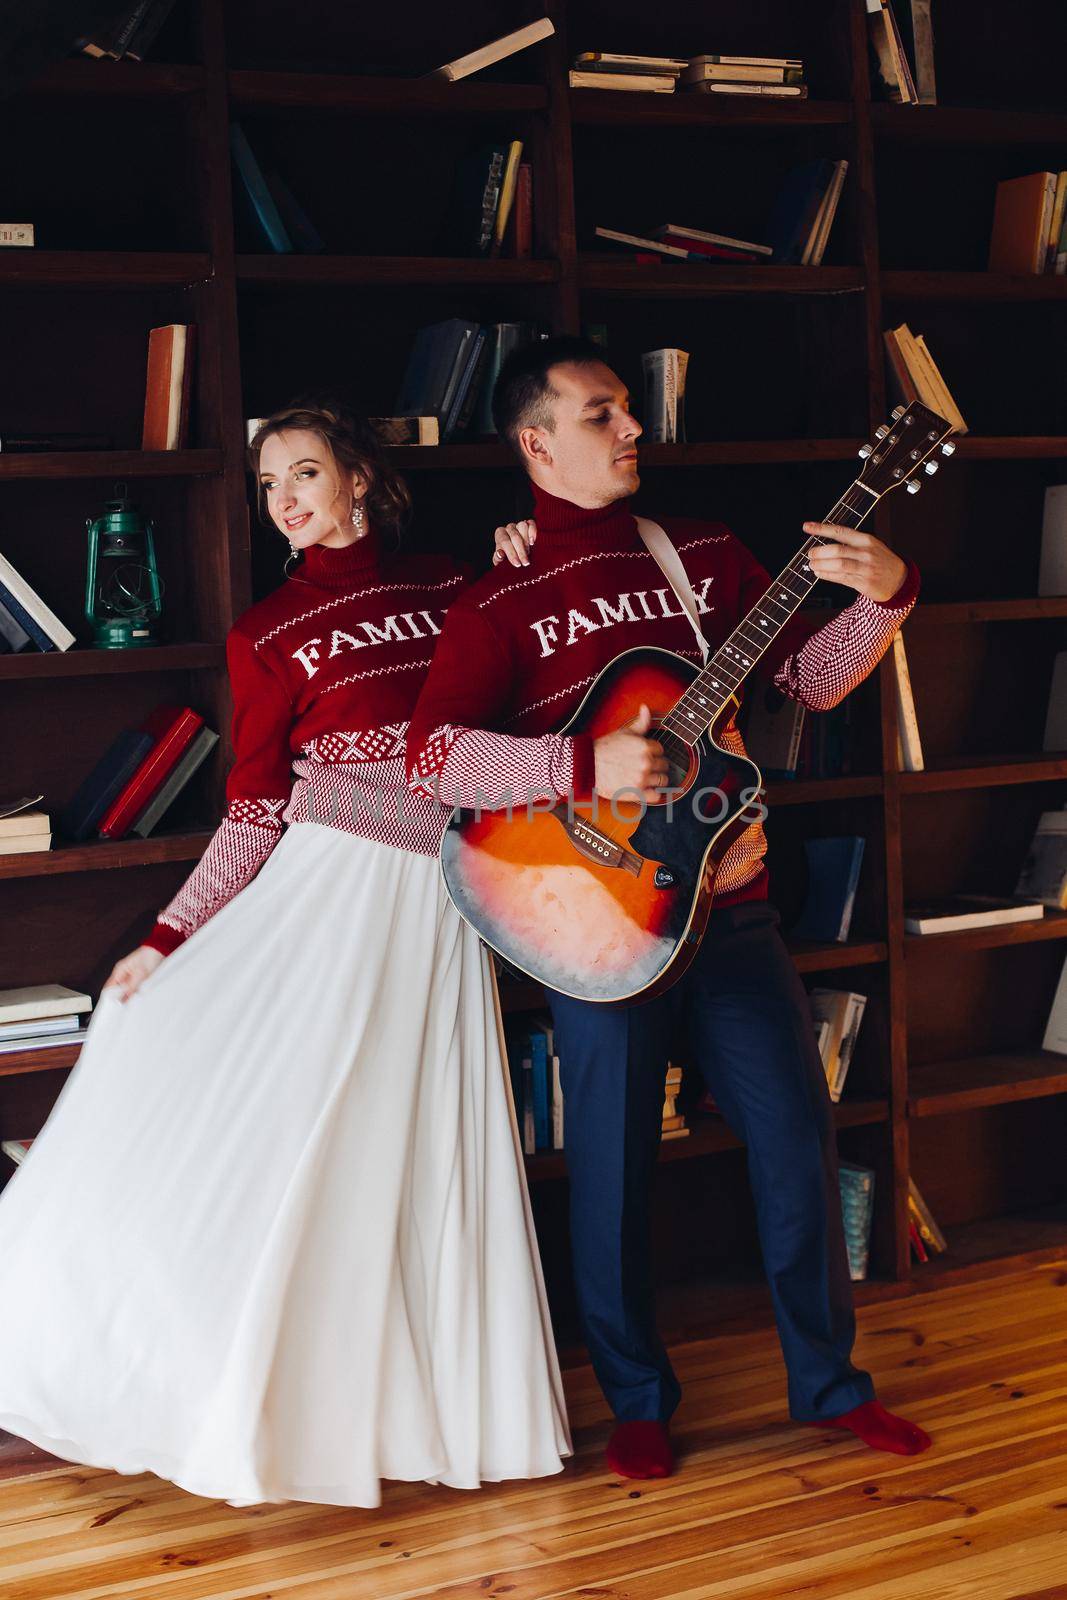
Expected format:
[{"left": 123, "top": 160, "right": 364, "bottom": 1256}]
[
  {"left": 493, "top": 519, "right": 538, "bottom": 567},
  {"left": 803, "top": 523, "right": 908, "bottom": 603},
  {"left": 593, "top": 704, "right": 669, "bottom": 804}
]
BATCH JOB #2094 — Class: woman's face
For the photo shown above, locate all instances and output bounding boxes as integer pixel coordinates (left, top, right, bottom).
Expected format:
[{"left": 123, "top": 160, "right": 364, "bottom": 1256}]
[{"left": 258, "top": 428, "right": 365, "bottom": 550}]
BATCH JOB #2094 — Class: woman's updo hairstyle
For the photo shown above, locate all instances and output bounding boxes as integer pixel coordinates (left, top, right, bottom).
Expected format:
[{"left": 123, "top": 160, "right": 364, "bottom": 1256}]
[{"left": 248, "top": 397, "right": 412, "bottom": 538}]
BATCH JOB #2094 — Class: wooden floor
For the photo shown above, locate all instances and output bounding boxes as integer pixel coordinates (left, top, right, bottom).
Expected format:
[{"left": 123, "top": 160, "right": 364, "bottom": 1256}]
[{"left": 2, "top": 1262, "right": 1067, "bottom": 1600}]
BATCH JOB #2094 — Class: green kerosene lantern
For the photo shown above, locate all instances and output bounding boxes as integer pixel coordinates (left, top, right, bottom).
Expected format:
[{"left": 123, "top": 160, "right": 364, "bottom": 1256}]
[{"left": 85, "top": 485, "right": 164, "bottom": 648}]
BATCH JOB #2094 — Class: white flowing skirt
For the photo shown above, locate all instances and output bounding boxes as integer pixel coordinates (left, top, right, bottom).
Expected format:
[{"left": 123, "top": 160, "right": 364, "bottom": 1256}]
[{"left": 0, "top": 823, "right": 571, "bottom": 1507}]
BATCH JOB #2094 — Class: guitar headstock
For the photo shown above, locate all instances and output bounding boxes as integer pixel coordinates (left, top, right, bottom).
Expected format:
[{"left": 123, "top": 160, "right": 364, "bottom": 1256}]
[{"left": 855, "top": 402, "right": 956, "bottom": 501}]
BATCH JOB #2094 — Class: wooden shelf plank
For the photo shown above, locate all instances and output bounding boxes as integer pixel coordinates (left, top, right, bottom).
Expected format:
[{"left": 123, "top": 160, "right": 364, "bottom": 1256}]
[
  {"left": 911, "top": 598, "right": 1067, "bottom": 624},
  {"left": 525, "top": 1096, "right": 887, "bottom": 1182},
  {"left": 0, "top": 831, "right": 213, "bottom": 882},
  {"left": 0, "top": 1044, "right": 81, "bottom": 1080},
  {"left": 905, "top": 910, "right": 1067, "bottom": 955},
  {"left": 580, "top": 259, "right": 864, "bottom": 298},
  {"left": 235, "top": 255, "right": 559, "bottom": 287},
  {"left": 637, "top": 438, "right": 866, "bottom": 466},
  {"left": 0, "top": 450, "right": 222, "bottom": 482},
  {"left": 27, "top": 61, "right": 205, "bottom": 97},
  {"left": 0, "top": 644, "right": 224, "bottom": 681},
  {"left": 909, "top": 1052, "right": 1067, "bottom": 1117},
  {"left": 0, "top": 252, "right": 212, "bottom": 287},
  {"left": 883, "top": 270, "right": 1067, "bottom": 302},
  {"left": 953, "top": 437, "right": 1067, "bottom": 459},
  {"left": 387, "top": 439, "right": 869, "bottom": 471},
  {"left": 228, "top": 70, "right": 546, "bottom": 115},
  {"left": 786, "top": 938, "right": 888, "bottom": 972},
  {"left": 764, "top": 774, "right": 883, "bottom": 806},
  {"left": 871, "top": 103, "right": 1067, "bottom": 146},
  {"left": 570, "top": 90, "right": 852, "bottom": 128},
  {"left": 900, "top": 753, "right": 1067, "bottom": 793}
]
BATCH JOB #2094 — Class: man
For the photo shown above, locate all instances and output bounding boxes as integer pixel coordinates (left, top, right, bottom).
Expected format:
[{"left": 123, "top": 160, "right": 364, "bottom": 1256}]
[{"left": 406, "top": 336, "right": 930, "bottom": 1479}]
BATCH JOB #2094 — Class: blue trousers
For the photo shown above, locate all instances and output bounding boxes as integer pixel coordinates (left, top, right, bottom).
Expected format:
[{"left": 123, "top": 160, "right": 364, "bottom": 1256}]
[{"left": 546, "top": 900, "right": 876, "bottom": 1424}]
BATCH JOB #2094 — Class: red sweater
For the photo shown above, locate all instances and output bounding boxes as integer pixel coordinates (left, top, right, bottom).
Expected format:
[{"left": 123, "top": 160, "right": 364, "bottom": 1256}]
[
  {"left": 144, "top": 530, "right": 468, "bottom": 956},
  {"left": 406, "top": 484, "right": 919, "bottom": 904}
]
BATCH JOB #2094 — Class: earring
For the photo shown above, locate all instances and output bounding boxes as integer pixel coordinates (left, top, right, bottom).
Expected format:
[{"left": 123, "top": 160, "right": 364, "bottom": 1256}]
[
  {"left": 351, "top": 499, "right": 366, "bottom": 534},
  {"left": 283, "top": 543, "right": 299, "bottom": 576}
]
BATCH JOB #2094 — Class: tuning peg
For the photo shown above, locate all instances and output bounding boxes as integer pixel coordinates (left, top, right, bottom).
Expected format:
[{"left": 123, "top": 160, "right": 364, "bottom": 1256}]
[
  {"left": 891, "top": 406, "right": 906, "bottom": 420},
  {"left": 905, "top": 478, "right": 921, "bottom": 493},
  {"left": 874, "top": 424, "right": 890, "bottom": 440},
  {"left": 924, "top": 460, "right": 939, "bottom": 475},
  {"left": 858, "top": 443, "right": 873, "bottom": 458},
  {"left": 940, "top": 440, "right": 956, "bottom": 456}
]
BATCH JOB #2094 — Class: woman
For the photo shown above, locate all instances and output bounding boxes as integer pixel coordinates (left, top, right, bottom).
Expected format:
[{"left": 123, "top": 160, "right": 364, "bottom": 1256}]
[{"left": 0, "top": 403, "right": 569, "bottom": 1508}]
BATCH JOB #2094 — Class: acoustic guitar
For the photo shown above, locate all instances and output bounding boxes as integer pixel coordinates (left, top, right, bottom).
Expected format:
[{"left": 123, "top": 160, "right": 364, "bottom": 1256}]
[{"left": 441, "top": 401, "right": 955, "bottom": 1003}]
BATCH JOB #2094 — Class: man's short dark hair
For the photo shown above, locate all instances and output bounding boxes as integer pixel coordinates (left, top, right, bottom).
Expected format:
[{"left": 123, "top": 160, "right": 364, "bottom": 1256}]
[{"left": 492, "top": 334, "right": 611, "bottom": 459}]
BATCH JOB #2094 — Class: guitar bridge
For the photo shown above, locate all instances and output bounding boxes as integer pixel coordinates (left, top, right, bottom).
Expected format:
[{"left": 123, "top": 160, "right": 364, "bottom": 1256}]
[{"left": 550, "top": 806, "right": 644, "bottom": 877}]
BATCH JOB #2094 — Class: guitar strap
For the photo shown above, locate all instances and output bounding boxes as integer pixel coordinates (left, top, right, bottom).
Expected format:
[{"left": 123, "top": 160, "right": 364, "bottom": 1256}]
[{"left": 634, "top": 517, "right": 710, "bottom": 665}]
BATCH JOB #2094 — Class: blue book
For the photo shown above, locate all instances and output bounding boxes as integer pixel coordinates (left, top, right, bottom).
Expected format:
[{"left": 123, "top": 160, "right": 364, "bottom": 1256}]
[
  {"left": 61, "top": 729, "right": 155, "bottom": 842},
  {"left": 766, "top": 159, "right": 834, "bottom": 264},
  {"left": 0, "top": 595, "right": 33, "bottom": 652},
  {"left": 442, "top": 328, "right": 487, "bottom": 441},
  {"left": 0, "top": 577, "right": 55, "bottom": 652},
  {"left": 230, "top": 123, "right": 293, "bottom": 254},
  {"left": 791, "top": 835, "right": 865, "bottom": 943},
  {"left": 530, "top": 1029, "right": 550, "bottom": 1151},
  {"left": 264, "top": 168, "right": 325, "bottom": 254},
  {"left": 838, "top": 1163, "right": 875, "bottom": 1281}
]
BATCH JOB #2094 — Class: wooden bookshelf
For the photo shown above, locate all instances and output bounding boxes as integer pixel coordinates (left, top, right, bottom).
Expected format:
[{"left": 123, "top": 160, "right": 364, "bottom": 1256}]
[{"left": 2, "top": 0, "right": 1066, "bottom": 1345}]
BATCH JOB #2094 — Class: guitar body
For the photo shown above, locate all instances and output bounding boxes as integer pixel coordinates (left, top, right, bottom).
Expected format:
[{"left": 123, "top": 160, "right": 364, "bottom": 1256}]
[{"left": 441, "top": 647, "right": 763, "bottom": 1003}]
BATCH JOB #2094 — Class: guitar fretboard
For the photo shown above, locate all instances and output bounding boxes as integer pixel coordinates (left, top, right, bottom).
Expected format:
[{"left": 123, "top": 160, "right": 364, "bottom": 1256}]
[{"left": 660, "top": 485, "right": 876, "bottom": 749}]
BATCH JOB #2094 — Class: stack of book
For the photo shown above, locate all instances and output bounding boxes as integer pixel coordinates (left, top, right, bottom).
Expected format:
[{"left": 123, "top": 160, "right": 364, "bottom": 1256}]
[
  {"left": 73, "top": 0, "right": 179, "bottom": 62},
  {"left": 569, "top": 53, "right": 686, "bottom": 93},
  {"left": 593, "top": 158, "right": 848, "bottom": 270},
  {"left": 230, "top": 124, "right": 324, "bottom": 255},
  {"left": 904, "top": 897, "right": 1044, "bottom": 935},
  {"left": 0, "top": 548, "right": 75, "bottom": 654},
  {"left": 594, "top": 225, "right": 772, "bottom": 265},
  {"left": 908, "top": 1178, "right": 947, "bottom": 1262},
  {"left": 809, "top": 988, "right": 868, "bottom": 1103},
  {"left": 447, "top": 140, "right": 531, "bottom": 259},
  {"left": 839, "top": 1163, "right": 875, "bottom": 1280},
  {"left": 866, "top": 0, "right": 918, "bottom": 103},
  {"left": 0, "top": 983, "right": 93, "bottom": 1062},
  {"left": 61, "top": 706, "right": 218, "bottom": 844},
  {"left": 883, "top": 323, "right": 968, "bottom": 435},
  {"left": 507, "top": 1017, "right": 562, "bottom": 1154},
  {"left": 681, "top": 54, "right": 807, "bottom": 100},
  {"left": 791, "top": 836, "right": 865, "bottom": 944},
  {"left": 0, "top": 796, "right": 51, "bottom": 857},
  {"left": 661, "top": 1064, "right": 688, "bottom": 1141},
  {"left": 989, "top": 171, "right": 1067, "bottom": 276},
  {"left": 394, "top": 319, "right": 539, "bottom": 441},
  {"left": 766, "top": 159, "right": 849, "bottom": 265},
  {"left": 743, "top": 687, "right": 858, "bottom": 781}
]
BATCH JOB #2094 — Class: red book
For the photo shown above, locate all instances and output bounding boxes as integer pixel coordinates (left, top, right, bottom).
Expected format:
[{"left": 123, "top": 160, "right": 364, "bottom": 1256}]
[
  {"left": 503, "top": 162, "right": 533, "bottom": 259},
  {"left": 142, "top": 324, "right": 197, "bottom": 451},
  {"left": 97, "top": 706, "right": 204, "bottom": 839},
  {"left": 659, "top": 231, "right": 760, "bottom": 262},
  {"left": 908, "top": 1219, "right": 929, "bottom": 1263}
]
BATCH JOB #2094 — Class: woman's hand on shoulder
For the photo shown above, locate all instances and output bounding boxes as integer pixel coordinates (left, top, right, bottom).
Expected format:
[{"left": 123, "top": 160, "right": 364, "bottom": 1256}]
[
  {"left": 492, "top": 519, "right": 537, "bottom": 568},
  {"left": 103, "top": 945, "right": 164, "bottom": 1003}
]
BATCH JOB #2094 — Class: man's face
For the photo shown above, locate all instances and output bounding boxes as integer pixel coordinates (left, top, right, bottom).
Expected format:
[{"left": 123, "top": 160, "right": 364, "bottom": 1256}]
[{"left": 522, "top": 360, "right": 642, "bottom": 507}]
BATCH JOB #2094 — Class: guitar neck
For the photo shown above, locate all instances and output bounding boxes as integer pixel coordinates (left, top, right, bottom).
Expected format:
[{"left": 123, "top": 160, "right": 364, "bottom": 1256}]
[{"left": 660, "top": 483, "right": 878, "bottom": 748}]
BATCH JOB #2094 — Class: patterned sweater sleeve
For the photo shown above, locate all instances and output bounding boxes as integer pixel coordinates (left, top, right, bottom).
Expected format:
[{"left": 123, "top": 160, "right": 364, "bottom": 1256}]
[
  {"left": 406, "top": 602, "right": 596, "bottom": 811},
  {"left": 141, "top": 630, "right": 295, "bottom": 957},
  {"left": 738, "top": 539, "right": 921, "bottom": 713}
]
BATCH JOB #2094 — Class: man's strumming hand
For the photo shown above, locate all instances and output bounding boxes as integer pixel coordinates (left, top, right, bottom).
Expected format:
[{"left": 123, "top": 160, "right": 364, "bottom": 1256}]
[
  {"left": 593, "top": 704, "right": 669, "bottom": 804},
  {"left": 803, "top": 523, "right": 907, "bottom": 603}
]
